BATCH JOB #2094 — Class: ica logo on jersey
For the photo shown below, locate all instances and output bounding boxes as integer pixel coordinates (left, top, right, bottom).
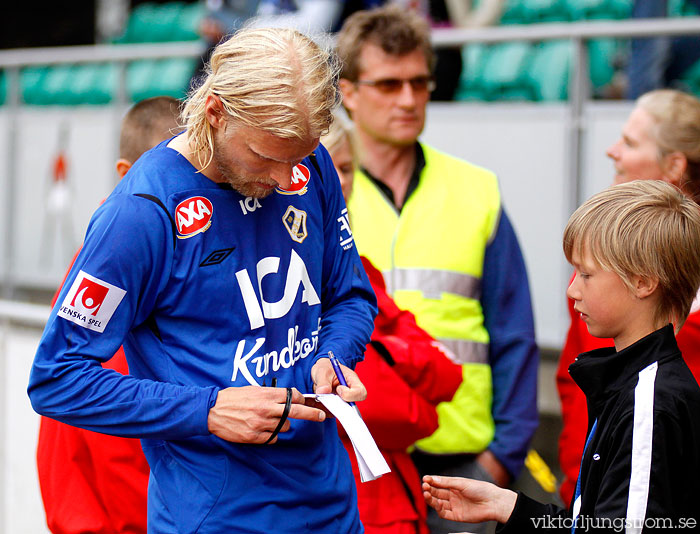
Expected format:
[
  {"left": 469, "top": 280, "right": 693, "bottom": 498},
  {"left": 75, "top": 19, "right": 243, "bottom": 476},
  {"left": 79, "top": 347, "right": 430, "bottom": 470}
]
[
  {"left": 58, "top": 270, "right": 126, "bottom": 333},
  {"left": 239, "top": 196, "right": 262, "bottom": 215},
  {"left": 175, "top": 196, "right": 213, "bottom": 238},
  {"left": 276, "top": 164, "right": 310, "bottom": 195},
  {"left": 235, "top": 249, "right": 320, "bottom": 330}
]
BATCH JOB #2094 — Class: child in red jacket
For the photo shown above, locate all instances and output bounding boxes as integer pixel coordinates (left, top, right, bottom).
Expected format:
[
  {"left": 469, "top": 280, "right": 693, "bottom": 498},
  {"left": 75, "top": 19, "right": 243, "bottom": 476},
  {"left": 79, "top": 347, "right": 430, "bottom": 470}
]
[{"left": 323, "top": 116, "right": 463, "bottom": 534}]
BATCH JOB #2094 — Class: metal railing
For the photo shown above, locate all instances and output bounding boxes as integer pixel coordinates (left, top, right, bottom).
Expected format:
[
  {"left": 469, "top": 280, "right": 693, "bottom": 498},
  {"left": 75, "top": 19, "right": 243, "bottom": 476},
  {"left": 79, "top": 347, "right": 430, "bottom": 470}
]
[
  {"left": 0, "top": 299, "right": 50, "bottom": 327},
  {"left": 1, "top": 16, "right": 699, "bottom": 322},
  {"left": 432, "top": 16, "right": 700, "bottom": 219}
]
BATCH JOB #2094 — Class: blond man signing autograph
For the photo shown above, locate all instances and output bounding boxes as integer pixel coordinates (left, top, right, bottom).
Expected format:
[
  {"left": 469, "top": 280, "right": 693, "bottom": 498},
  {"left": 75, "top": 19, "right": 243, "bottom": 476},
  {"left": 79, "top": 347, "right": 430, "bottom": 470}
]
[{"left": 29, "top": 28, "right": 377, "bottom": 534}]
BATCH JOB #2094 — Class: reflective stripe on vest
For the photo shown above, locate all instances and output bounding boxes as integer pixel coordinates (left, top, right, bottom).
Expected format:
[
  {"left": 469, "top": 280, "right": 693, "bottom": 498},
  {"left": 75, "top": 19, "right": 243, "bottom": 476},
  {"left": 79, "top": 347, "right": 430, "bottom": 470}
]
[
  {"left": 440, "top": 338, "right": 488, "bottom": 365},
  {"left": 383, "top": 268, "right": 481, "bottom": 301}
]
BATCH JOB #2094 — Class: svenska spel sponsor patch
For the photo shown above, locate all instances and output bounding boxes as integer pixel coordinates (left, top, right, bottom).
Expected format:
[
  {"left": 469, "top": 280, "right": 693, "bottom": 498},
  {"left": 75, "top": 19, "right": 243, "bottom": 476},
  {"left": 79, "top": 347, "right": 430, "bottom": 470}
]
[{"left": 58, "top": 271, "right": 126, "bottom": 333}]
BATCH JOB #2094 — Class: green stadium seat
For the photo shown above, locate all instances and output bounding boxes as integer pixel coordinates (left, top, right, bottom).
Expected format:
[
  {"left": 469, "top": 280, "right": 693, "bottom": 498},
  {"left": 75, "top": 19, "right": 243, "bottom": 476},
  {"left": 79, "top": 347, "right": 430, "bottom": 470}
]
[
  {"left": 526, "top": 37, "right": 620, "bottom": 100},
  {"left": 21, "top": 66, "right": 51, "bottom": 105},
  {"left": 20, "top": 57, "right": 187, "bottom": 107},
  {"left": 116, "top": 2, "right": 189, "bottom": 44},
  {"left": 120, "top": 1, "right": 203, "bottom": 43},
  {"left": 21, "top": 63, "right": 117, "bottom": 106},
  {"left": 520, "top": 0, "right": 569, "bottom": 23},
  {"left": 114, "top": 4, "right": 157, "bottom": 43},
  {"left": 148, "top": 57, "right": 196, "bottom": 100},
  {"left": 19, "top": 55, "right": 189, "bottom": 107},
  {"left": 0, "top": 70, "right": 6, "bottom": 105},
  {"left": 455, "top": 43, "right": 489, "bottom": 100},
  {"left": 127, "top": 59, "right": 159, "bottom": 101},
  {"left": 527, "top": 40, "right": 571, "bottom": 101},
  {"left": 564, "top": 0, "right": 632, "bottom": 20},
  {"left": 42, "top": 64, "right": 78, "bottom": 105},
  {"left": 680, "top": 58, "right": 700, "bottom": 97},
  {"left": 491, "top": 0, "right": 634, "bottom": 101},
  {"left": 500, "top": 0, "right": 527, "bottom": 24},
  {"left": 670, "top": 0, "right": 700, "bottom": 16},
  {"left": 152, "top": 2, "right": 188, "bottom": 42},
  {"left": 173, "top": 2, "right": 204, "bottom": 41},
  {"left": 588, "top": 38, "right": 619, "bottom": 90},
  {"left": 68, "top": 63, "right": 117, "bottom": 105},
  {"left": 479, "top": 42, "right": 535, "bottom": 100},
  {"left": 500, "top": 0, "right": 569, "bottom": 24},
  {"left": 128, "top": 58, "right": 194, "bottom": 102}
]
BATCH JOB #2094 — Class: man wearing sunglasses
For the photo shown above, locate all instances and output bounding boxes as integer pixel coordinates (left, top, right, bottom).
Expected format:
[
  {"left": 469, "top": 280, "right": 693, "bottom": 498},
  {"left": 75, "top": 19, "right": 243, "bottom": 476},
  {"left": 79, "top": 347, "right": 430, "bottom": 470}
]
[{"left": 337, "top": 6, "right": 539, "bottom": 534}]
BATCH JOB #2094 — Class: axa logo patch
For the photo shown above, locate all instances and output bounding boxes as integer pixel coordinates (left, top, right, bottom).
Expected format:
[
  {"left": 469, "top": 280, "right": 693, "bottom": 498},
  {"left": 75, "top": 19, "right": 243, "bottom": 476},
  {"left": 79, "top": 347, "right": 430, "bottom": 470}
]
[
  {"left": 282, "top": 206, "right": 308, "bottom": 243},
  {"left": 175, "top": 196, "right": 213, "bottom": 238},
  {"left": 58, "top": 271, "right": 126, "bottom": 333},
  {"left": 277, "top": 164, "right": 310, "bottom": 196}
]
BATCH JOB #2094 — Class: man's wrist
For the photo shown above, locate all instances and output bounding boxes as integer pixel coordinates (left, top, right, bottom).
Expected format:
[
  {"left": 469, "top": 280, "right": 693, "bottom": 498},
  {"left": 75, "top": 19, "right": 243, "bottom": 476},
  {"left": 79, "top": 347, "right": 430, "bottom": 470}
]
[{"left": 494, "top": 488, "right": 518, "bottom": 524}]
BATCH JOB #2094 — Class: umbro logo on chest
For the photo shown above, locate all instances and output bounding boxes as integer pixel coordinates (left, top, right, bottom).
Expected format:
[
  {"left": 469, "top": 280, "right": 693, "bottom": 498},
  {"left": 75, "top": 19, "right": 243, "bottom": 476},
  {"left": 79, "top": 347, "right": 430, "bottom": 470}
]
[{"left": 200, "top": 248, "right": 235, "bottom": 267}]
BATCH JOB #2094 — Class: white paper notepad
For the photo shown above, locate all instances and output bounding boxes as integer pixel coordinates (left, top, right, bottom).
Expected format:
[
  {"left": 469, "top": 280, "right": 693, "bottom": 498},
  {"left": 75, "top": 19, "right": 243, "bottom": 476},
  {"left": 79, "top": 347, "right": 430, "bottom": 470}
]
[{"left": 304, "top": 393, "right": 391, "bottom": 482}]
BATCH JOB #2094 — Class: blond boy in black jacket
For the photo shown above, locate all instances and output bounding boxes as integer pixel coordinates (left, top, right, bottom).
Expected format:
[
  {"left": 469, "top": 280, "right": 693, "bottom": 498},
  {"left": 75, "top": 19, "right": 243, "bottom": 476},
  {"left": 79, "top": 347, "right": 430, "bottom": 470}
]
[{"left": 423, "top": 180, "right": 700, "bottom": 533}]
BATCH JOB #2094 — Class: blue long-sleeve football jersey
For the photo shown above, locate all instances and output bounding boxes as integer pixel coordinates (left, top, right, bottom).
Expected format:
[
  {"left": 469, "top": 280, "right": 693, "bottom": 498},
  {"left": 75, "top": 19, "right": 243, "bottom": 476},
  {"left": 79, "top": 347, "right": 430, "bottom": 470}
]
[{"left": 28, "top": 137, "right": 377, "bottom": 534}]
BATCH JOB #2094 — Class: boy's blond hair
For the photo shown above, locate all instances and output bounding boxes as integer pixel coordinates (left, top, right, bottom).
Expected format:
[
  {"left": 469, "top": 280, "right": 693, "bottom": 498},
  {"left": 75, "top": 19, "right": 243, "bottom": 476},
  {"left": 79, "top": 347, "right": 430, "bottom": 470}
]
[
  {"left": 563, "top": 180, "right": 700, "bottom": 330},
  {"left": 181, "top": 27, "right": 340, "bottom": 171}
]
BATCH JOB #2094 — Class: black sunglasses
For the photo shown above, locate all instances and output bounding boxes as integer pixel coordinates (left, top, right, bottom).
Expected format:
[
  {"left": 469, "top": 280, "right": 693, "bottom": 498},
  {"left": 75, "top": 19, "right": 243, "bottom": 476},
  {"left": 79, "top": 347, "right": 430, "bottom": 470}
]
[{"left": 354, "top": 75, "right": 436, "bottom": 94}]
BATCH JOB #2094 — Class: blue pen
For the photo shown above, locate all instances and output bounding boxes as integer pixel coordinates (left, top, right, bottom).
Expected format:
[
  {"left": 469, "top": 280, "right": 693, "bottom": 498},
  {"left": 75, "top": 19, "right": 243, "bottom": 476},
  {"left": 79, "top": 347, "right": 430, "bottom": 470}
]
[{"left": 328, "top": 351, "right": 361, "bottom": 414}]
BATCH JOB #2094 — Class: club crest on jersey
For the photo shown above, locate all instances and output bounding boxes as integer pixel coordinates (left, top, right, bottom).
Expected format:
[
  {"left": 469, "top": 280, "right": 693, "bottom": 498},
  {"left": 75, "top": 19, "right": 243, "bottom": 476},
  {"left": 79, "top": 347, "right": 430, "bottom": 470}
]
[
  {"left": 175, "top": 196, "right": 213, "bottom": 238},
  {"left": 58, "top": 270, "right": 126, "bottom": 333},
  {"left": 276, "top": 163, "right": 310, "bottom": 196},
  {"left": 282, "top": 206, "right": 308, "bottom": 243}
]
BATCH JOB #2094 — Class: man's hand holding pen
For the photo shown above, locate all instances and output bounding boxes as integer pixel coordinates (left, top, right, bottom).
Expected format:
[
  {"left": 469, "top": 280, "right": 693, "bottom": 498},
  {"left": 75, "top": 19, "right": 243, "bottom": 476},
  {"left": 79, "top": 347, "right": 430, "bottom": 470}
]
[
  {"left": 206, "top": 353, "right": 367, "bottom": 445},
  {"left": 311, "top": 353, "right": 367, "bottom": 403}
]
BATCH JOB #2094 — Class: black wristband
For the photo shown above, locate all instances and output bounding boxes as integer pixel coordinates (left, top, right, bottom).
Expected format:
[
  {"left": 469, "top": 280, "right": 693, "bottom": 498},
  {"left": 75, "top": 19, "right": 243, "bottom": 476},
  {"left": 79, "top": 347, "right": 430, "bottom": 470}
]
[{"left": 265, "top": 387, "right": 292, "bottom": 445}]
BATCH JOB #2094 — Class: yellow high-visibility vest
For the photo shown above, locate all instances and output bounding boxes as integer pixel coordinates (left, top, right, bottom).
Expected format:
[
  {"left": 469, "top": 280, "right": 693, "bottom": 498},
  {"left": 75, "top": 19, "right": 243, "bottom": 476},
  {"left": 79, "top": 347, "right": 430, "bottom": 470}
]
[{"left": 347, "top": 144, "right": 501, "bottom": 453}]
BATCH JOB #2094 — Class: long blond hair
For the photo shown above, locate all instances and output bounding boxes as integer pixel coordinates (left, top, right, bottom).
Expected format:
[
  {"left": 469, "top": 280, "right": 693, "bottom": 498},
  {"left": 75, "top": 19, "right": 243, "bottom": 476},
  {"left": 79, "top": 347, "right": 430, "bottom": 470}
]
[{"left": 182, "top": 27, "right": 341, "bottom": 170}]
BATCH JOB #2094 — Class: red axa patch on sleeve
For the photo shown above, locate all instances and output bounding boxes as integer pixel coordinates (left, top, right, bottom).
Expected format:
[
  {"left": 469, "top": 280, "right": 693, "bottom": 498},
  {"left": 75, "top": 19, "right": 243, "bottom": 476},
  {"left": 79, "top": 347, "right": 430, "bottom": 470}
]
[
  {"left": 277, "top": 164, "right": 310, "bottom": 196},
  {"left": 58, "top": 271, "right": 127, "bottom": 333},
  {"left": 175, "top": 196, "right": 213, "bottom": 238}
]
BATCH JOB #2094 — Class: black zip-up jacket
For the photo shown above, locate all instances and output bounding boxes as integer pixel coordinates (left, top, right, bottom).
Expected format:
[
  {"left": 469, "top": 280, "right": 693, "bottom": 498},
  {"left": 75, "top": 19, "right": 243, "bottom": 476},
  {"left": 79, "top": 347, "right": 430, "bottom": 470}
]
[{"left": 498, "top": 325, "right": 700, "bottom": 533}]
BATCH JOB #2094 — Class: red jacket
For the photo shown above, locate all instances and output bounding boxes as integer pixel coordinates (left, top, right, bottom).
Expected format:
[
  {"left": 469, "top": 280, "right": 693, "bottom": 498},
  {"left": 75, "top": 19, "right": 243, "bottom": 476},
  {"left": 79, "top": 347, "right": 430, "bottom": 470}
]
[
  {"left": 340, "top": 258, "right": 462, "bottom": 534},
  {"left": 556, "top": 277, "right": 700, "bottom": 505},
  {"left": 37, "top": 348, "right": 150, "bottom": 534}
]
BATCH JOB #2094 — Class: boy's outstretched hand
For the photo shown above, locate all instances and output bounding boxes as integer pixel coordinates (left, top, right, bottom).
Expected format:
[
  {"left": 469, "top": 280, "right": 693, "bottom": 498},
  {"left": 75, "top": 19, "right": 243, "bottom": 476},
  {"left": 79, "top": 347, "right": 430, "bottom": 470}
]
[{"left": 422, "top": 475, "right": 518, "bottom": 525}]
